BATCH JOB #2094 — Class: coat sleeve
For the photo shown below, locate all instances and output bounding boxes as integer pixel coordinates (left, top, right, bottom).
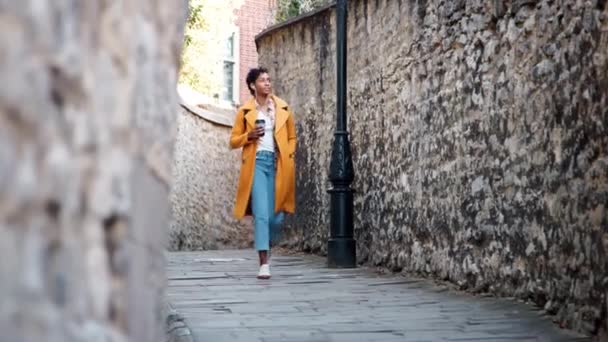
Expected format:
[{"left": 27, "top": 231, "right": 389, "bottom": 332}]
[
  {"left": 230, "top": 109, "right": 250, "bottom": 149},
  {"left": 286, "top": 110, "right": 297, "bottom": 155}
]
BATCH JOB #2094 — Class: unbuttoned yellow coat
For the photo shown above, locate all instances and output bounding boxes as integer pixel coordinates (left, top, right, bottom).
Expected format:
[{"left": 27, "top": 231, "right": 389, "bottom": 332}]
[{"left": 229, "top": 95, "right": 296, "bottom": 219}]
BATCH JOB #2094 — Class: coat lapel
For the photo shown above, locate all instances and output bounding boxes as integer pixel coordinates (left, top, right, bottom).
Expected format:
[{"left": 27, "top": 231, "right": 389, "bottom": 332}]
[
  {"left": 242, "top": 95, "right": 289, "bottom": 132},
  {"left": 272, "top": 95, "right": 289, "bottom": 133},
  {"left": 242, "top": 98, "right": 257, "bottom": 128}
]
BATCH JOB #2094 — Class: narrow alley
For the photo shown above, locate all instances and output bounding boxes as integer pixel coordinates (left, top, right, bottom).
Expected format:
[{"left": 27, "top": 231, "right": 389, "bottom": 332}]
[{"left": 2, "top": 1, "right": 605, "bottom": 341}]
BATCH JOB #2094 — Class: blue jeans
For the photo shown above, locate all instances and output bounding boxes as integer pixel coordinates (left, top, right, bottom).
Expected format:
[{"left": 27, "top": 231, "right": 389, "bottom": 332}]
[{"left": 252, "top": 151, "right": 284, "bottom": 251}]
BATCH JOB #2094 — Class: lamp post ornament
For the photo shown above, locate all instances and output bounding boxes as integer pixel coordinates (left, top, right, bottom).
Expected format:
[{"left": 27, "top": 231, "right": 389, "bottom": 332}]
[{"left": 327, "top": 0, "right": 356, "bottom": 268}]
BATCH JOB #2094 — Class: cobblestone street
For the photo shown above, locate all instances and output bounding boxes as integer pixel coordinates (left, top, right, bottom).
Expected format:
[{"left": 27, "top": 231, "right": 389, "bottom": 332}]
[{"left": 167, "top": 250, "right": 591, "bottom": 342}]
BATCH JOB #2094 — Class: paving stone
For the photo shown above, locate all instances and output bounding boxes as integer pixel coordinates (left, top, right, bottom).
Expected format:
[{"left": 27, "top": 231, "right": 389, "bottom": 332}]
[{"left": 167, "top": 250, "right": 592, "bottom": 342}]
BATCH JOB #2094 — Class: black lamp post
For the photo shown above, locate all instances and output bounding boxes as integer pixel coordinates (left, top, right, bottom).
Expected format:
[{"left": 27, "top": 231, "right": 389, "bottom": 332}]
[{"left": 327, "top": 0, "right": 356, "bottom": 268}]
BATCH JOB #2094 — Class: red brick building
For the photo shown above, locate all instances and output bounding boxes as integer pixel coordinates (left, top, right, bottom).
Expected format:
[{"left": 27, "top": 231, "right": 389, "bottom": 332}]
[{"left": 224, "top": 0, "right": 276, "bottom": 106}]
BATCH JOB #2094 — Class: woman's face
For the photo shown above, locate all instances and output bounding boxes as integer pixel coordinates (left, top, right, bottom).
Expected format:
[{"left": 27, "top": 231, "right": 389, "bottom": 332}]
[{"left": 252, "top": 73, "right": 271, "bottom": 96}]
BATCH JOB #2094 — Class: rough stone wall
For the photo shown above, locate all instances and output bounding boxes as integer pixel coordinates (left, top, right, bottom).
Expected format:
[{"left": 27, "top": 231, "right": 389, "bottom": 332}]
[
  {"left": 170, "top": 107, "right": 252, "bottom": 250},
  {"left": 0, "top": 1, "right": 187, "bottom": 342},
  {"left": 257, "top": 0, "right": 608, "bottom": 337}
]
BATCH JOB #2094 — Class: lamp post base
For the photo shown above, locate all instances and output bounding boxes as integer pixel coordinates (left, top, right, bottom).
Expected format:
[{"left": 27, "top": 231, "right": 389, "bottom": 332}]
[{"left": 327, "top": 238, "right": 356, "bottom": 268}]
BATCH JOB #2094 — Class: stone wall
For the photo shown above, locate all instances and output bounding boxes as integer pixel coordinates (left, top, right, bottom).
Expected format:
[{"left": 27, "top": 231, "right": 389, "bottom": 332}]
[
  {"left": 0, "top": 1, "right": 187, "bottom": 341},
  {"left": 170, "top": 96, "right": 252, "bottom": 251},
  {"left": 257, "top": 0, "right": 608, "bottom": 337}
]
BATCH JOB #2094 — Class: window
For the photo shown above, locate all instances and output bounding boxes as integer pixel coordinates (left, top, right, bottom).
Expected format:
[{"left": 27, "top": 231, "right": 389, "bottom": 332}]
[
  {"left": 222, "top": 32, "right": 237, "bottom": 103},
  {"left": 225, "top": 34, "right": 234, "bottom": 58},
  {"left": 222, "top": 61, "right": 234, "bottom": 101}
]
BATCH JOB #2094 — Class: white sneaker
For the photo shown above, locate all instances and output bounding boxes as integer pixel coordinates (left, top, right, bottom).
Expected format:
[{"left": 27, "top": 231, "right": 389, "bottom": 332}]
[{"left": 257, "top": 264, "right": 271, "bottom": 279}]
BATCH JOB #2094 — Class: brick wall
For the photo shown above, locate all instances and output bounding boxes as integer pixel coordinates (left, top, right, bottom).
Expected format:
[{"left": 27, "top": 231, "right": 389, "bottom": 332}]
[{"left": 235, "top": 0, "right": 276, "bottom": 105}]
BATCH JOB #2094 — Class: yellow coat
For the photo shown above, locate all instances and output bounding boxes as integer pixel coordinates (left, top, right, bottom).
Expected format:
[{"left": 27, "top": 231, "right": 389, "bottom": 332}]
[{"left": 229, "top": 95, "right": 297, "bottom": 219}]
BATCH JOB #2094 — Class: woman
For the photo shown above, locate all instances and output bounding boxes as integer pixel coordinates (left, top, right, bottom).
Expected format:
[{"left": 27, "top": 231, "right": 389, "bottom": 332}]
[{"left": 229, "top": 67, "right": 297, "bottom": 279}]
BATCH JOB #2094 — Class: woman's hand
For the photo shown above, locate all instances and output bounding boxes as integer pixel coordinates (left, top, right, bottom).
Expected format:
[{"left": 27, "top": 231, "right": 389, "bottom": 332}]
[{"left": 247, "top": 127, "right": 265, "bottom": 141}]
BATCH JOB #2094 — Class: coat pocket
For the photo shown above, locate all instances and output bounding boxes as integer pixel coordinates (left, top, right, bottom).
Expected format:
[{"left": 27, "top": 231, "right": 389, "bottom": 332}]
[{"left": 241, "top": 145, "right": 255, "bottom": 163}]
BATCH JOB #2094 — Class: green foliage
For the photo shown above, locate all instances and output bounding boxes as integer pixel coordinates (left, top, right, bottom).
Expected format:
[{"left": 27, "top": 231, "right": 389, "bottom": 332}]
[
  {"left": 275, "top": 0, "right": 328, "bottom": 23},
  {"left": 184, "top": 0, "right": 206, "bottom": 47},
  {"left": 287, "top": 0, "right": 301, "bottom": 18},
  {"left": 181, "top": 1, "right": 207, "bottom": 93},
  {"left": 180, "top": 33, "right": 209, "bottom": 94}
]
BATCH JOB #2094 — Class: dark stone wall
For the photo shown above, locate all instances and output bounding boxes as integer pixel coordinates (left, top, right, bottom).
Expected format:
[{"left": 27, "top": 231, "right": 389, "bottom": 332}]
[{"left": 257, "top": 0, "right": 608, "bottom": 336}]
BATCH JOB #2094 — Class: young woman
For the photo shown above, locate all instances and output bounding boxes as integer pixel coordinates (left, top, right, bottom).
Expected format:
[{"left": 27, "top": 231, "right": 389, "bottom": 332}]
[{"left": 229, "top": 68, "right": 296, "bottom": 279}]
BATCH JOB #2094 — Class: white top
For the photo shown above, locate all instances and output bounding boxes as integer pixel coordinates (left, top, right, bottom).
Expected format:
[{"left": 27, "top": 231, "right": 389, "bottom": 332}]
[{"left": 256, "top": 99, "right": 275, "bottom": 153}]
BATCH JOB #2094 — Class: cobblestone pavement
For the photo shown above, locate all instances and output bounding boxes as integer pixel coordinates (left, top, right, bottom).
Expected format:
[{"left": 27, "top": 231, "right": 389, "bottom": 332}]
[{"left": 167, "top": 250, "right": 591, "bottom": 342}]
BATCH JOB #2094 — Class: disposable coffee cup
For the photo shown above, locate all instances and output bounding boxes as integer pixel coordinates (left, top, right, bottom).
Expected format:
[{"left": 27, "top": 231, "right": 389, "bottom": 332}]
[{"left": 255, "top": 119, "right": 265, "bottom": 136}]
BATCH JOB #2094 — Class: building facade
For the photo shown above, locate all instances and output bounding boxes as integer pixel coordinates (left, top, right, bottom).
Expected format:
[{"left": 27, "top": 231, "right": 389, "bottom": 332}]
[
  {"left": 234, "top": 0, "right": 277, "bottom": 105},
  {"left": 180, "top": 0, "right": 276, "bottom": 109}
]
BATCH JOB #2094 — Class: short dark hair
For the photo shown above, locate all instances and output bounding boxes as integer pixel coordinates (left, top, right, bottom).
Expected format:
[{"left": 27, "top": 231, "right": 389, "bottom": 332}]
[{"left": 246, "top": 67, "right": 269, "bottom": 96}]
